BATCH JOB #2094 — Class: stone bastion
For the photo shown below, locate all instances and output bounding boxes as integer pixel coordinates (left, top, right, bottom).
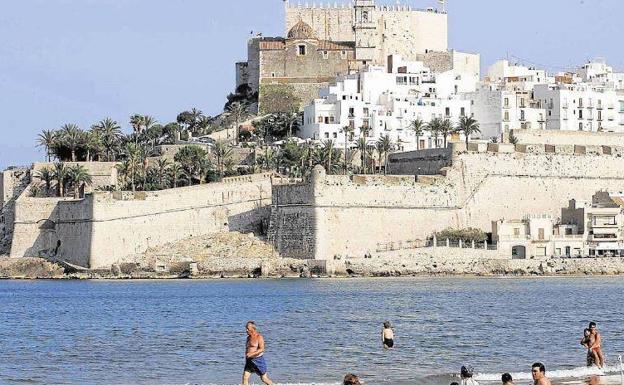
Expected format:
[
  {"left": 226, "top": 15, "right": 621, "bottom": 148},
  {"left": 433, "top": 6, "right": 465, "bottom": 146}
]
[{"left": 269, "top": 142, "right": 624, "bottom": 260}]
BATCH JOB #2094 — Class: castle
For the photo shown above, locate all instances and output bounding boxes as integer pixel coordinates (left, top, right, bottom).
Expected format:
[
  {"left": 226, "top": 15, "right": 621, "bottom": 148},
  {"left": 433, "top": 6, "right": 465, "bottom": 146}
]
[{"left": 236, "top": 1, "right": 470, "bottom": 111}]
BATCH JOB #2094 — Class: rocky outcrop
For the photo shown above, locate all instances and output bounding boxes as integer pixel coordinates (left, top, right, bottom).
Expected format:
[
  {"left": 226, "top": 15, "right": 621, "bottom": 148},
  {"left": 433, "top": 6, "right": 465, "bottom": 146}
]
[{"left": 0, "top": 257, "right": 65, "bottom": 279}]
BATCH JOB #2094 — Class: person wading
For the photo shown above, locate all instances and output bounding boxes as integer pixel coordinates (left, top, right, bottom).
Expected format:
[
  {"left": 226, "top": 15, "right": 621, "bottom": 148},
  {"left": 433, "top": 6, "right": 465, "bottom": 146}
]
[
  {"left": 242, "top": 321, "right": 274, "bottom": 385},
  {"left": 588, "top": 322, "right": 605, "bottom": 369},
  {"left": 531, "top": 362, "right": 551, "bottom": 385},
  {"left": 382, "top": 321, "right": 394, "bottom": 349}
]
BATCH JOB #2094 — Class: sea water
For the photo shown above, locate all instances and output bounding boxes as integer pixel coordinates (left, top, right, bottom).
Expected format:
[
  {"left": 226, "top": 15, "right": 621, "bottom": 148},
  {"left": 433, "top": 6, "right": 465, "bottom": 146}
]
[{"left": 0, "top": 277, "right": 623, "bottom": 385}]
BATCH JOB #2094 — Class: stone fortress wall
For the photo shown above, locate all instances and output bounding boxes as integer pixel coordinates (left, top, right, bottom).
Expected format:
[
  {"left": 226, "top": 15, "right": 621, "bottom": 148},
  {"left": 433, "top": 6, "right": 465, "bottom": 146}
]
[
  {"left": 284, "top": 1, "right": 448, "bottom": 65},
  {"left": 270, "top": 141, "right": 624, "bottom": 260},
  {"left": 8, "top": 172, "right": 274, "bottom": 269}
]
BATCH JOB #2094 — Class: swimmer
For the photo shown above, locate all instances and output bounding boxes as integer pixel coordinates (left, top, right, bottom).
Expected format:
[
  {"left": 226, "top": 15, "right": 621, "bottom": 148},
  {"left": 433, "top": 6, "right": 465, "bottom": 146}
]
[
  {"left": 343, "top": 373, "right": 361, "bottom": 385},
  {"left": 243, "top": 321, "right": 274, "bottom": 385},
  {"left": 531, "top": 362, "right": 551, "bottom": 385},
  {"left": 502, "top": 373, "right": 514, "bottom": 385},
  {"left": 461, "top": 365, "right": 480, "bottom": 385},
  {"left": 588, "top": 322, "right": 605, "bottom": 369},
  {"left": 581, "top": 328, "right": 595, "bottom": 367},
  {"left": 382, "top": 321, "right": 394, "bottom": 349}
]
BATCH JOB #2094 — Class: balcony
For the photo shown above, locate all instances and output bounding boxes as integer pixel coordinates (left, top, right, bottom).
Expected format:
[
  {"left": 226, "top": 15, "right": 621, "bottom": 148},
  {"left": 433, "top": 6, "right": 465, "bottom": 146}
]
[
  {"left": 608, "top": 104, "right": 615, "bottom": 109},
  {"left": 562, "top": 103, "right": 569, "bottom": 109}
]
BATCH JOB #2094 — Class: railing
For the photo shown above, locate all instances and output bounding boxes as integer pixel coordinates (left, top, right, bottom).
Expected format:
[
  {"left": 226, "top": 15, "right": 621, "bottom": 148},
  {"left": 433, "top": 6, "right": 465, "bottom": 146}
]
[{"left": 425, "top": 238, "right": 497, "bottom": 250}]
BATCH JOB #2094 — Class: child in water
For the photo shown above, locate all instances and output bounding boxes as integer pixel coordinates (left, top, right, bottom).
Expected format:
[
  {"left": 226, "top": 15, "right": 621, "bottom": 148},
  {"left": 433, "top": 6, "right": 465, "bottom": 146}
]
[
  {"left": 580, "top": 328, "right": 595, "bottom": 367},
  {"left": 382, "top": 321, "right": 394, "bottom": 349}
]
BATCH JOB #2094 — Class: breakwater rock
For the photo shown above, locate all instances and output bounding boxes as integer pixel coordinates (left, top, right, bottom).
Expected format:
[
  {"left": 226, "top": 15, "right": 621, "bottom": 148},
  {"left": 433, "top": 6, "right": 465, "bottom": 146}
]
[{"left": 0, "top": 256, "right": 65, "bottom": 279}]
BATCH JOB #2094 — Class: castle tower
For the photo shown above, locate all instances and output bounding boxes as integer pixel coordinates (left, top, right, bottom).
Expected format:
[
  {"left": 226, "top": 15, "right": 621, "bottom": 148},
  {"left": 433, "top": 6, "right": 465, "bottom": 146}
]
[{"left": 354, "top": 0, "right": 377, "bottom": 64}]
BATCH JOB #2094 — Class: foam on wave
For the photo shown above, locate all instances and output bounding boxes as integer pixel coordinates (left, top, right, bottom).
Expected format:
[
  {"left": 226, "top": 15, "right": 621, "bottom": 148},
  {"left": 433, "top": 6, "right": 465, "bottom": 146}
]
[{"left": 475, "top": 364, "right": 623, "bottom": 382}]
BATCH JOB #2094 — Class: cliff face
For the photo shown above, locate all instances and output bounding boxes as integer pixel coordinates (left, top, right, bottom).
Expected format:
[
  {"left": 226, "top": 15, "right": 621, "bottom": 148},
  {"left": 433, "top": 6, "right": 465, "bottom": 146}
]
[{"left": 270, "top": 144, "right": 624, "bottom": 260}]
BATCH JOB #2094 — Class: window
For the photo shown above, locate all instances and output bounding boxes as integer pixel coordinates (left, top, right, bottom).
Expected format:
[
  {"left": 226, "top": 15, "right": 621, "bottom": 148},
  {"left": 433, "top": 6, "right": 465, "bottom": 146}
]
[
  {"left": 362, "top": 10, "right": 369, "bottom": 22},
  {"left": 537, "top": 247, "right": 547, "bottom": 256},
  {"left": 555, "top": 248, "right": 562, "bottom": 256},
  {"left": 324, "top": 132, "right": 329, "bottom": 139},
  {"left": 332, "top": 132, "right": 337, "bottom": 139},
  {"left": 341, "top": 50, "right": 347, "bottom": 59},
  {"left": 322, "top": 51, "right": 329, "bottom": 59},
  {"left": 504, "top": 97, "right": 509, "bottom": 107},
  {"left": 298, "top": 45, "right": 306, "bottom": 56},
  {"left": 271, "top": 72, "right": 276, "bottom": 78},
  {"left": 445, "top": 107, "right": 450, "bottom": 117},
  {"left": 342, "top": 95, "right": 347, "bottom": 100},
  {"left": 329, "top": 116, "right": 335, "bottom": 123},
  {"left": 317, "top": 116, "right": 323, "bottom": 123},
  {"left": 460, "top": 107, "right": 465, "bottom": 117},
  {"left": 513, "top": 228, "right": 520, "bottom": 237},
  {"left": 520, "top": 110, "right": 525, "bottom": 121},
  {"left": 579, "top": 110, "right": 583, "bottom": 119},
  {"left": 504, "top": 111, "right": 509, "bottom": 121},
  {"left": 348, "top": 107, "right": 355, "bottom": 117},
  {"left": 579, "top": 122, "right": 583, "bottom": 130},
  {"left": 538, "top": 228, "right": 545, "bottom": 240}
]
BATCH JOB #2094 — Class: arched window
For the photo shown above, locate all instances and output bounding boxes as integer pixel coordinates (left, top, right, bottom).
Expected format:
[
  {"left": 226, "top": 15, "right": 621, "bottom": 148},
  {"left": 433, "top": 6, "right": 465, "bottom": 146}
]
[{"left": 362, "top": 11, "right": 369, "bottom": 22}]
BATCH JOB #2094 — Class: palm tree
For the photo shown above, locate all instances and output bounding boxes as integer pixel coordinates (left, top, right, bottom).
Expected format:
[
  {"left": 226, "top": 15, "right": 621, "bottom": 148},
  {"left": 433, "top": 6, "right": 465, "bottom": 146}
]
[
  {"left": 409, "top": 118, "right": 425, "bottom": 150},
  {"left": 226, "top": 102, "right": 248, "bottom": 144},
  {"left": 174, "top": 145, "right": 208, "bottom": 186},
  {"left": 213, "top": 140, "right": 233, "bottom": 178},
  {"left": 94, "top": 118, "right": 123, "bottom": 161},
  {"left": 120, "top": 143, "right": 146, "bottom": 192},
  {"left": 320, "top": 139, "right": 334, "bottom": 174},
  {"left": 35, "top": 167, "right": 54, "bottom": 196},
  {"left": 440, "top": 118, "right": 454, "bottom": 148},
  {"left": 52, "top": 162, "right": 68, "bottom": 197},
  {"left": 37, "top": 130, "right": 57, "bottom": 162},
  {"left": 376, "top": 134, "right": 393, "bottom": 175},
  {"left": 457, "top": 116, "right": 481, "bottom": 147},
  {"left": 426, "top": 117, "right": 443, "bottom": 148},
  {"left": 170, "top": 162, "right": 183, "bottom": 188},
  {"left": 154, "top": 158, "right": 170, "bottom": 189},
  {"left": 130, "top": 114, "right": 143, "bottom": 144},
  {"left": 67, "top": 164, "right": 93, "bottom": 199},
  {"left": 357, "top": 137, "right": 368, "bottom": 174},
  {"left": 283, "top": 111, "right": 299, "bottom": 139},
  {"left": 60, "top": 124, "right": 84, "bottom": 162},
  {"left": 85, "top": 129, "right": 103, "bottom": 161},
  {"left": 341, "top": 125, "right": 355, "bottom": 175}
]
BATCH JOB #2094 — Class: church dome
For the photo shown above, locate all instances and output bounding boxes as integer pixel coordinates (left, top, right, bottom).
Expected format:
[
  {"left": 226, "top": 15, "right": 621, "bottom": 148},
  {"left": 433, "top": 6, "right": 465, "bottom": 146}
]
[{"left": 287, "top": 20, "right": 316, "bottom": 40}]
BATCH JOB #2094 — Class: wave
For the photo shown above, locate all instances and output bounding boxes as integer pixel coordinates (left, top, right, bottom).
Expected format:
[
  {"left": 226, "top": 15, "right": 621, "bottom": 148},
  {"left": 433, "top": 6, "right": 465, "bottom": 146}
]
[{"left": 475, "top": 364, "right": 623, "bottom": 382}]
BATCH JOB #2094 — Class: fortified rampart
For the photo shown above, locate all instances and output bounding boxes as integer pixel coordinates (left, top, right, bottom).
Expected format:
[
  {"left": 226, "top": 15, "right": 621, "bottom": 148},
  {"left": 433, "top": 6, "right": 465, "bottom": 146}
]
[
  {"left": 270, "top": 143, "right": 624, "bottom": 260},
  {"left": 0, "top": 168, "right": 31, "bottom": 254},
  {"left": 10, "top": 174, "right": 274, "bottom": 268}
]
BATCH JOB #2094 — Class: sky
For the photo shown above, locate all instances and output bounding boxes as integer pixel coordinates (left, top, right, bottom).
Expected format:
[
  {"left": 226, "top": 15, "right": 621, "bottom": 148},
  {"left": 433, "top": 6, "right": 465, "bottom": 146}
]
[{"left": 1, "top": 0, "right": 623, "bottom": 168}]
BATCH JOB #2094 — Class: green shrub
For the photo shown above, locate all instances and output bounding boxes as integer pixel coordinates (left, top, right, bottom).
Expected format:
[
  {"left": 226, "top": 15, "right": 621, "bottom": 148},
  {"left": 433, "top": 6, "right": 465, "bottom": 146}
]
[{"left": 434, "top": 227, "right": 487, "bottom": 243}]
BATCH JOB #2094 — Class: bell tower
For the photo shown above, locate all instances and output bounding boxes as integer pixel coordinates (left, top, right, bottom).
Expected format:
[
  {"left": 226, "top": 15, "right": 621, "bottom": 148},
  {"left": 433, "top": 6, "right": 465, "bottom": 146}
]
[{"left": 354, "top": 0, "right": 377, "bottom": 64}]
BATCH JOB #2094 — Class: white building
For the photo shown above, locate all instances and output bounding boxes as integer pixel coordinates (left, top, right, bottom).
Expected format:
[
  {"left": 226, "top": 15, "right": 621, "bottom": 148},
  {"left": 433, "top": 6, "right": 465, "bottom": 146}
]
[
  {"left": 576, "top": 59, "right": 624, "bottom": 90},
  {"left": 493, "top": 215, "right": 583, "bottom": 259},
  {"left": 562, "top": 192, "right": 624, "bottom": 257},
  {"left": 464, "top": 85, "right": 546, "bottom": 140},
  {"left": 300, "top": 55, "right": 478, "bottom": 151},
  {"left": 533, "top": 83, "right": 623, "bottom": 132}
]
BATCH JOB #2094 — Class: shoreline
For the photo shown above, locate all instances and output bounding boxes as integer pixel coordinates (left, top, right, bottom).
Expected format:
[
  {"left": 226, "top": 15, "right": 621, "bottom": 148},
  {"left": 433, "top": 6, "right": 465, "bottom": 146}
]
[{"left": 3, "top": 254, "right": 624, "bottom": 280}]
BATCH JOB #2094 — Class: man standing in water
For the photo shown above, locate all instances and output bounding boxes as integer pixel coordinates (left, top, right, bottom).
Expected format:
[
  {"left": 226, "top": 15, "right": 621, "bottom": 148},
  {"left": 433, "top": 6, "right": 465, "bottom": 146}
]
[
  {"left": 588, "top": 322, "right": 605, "bottom": 369},
  {"left": 531, "top": 363, "right": 551, "bottom": 385},
  {"left": 243, "top": 321, "right": 274, "bottom": 385}
]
